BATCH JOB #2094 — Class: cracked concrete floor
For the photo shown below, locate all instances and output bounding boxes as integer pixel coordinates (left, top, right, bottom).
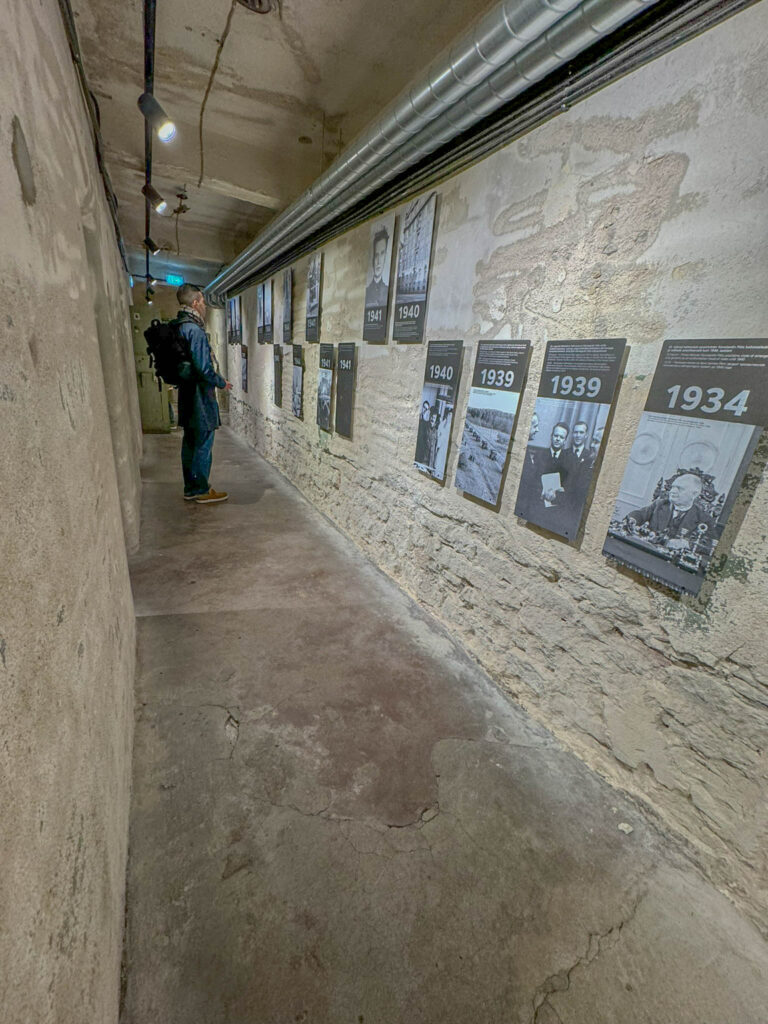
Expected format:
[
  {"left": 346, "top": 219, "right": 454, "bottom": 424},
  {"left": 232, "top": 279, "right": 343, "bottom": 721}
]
[{"left": 124, "top": 430, "right": 768, "bottom": 1024}]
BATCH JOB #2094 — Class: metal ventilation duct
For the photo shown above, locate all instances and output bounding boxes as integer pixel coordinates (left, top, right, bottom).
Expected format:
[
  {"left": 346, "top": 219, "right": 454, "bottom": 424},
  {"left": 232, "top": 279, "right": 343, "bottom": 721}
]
[{"left": 207, "top": 0, "right": 662, "bottom": 297}]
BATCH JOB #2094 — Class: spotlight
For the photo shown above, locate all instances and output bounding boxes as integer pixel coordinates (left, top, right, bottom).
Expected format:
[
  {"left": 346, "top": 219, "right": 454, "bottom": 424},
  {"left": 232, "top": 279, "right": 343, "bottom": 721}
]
[
  {"left": 141, "top": 183, "right": 167, "bottom": 214},
  {"left": 146, "top": 286, "right": 155, "bottom": 305},
  {"left": 143, "top": 236, "right": 160, "bottom": 255},
  {"left": 138, "top": 92, "right": 176, "bottom": 142},
  {"left": 147, "top": 274, "right": 158, "bottom": 286}
]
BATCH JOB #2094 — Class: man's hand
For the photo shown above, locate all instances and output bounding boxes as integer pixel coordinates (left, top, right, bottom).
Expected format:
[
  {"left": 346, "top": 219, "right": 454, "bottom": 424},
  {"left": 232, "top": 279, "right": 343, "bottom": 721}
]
[{"left": 223, "top": 380, "right": 233, "bottom": 391}]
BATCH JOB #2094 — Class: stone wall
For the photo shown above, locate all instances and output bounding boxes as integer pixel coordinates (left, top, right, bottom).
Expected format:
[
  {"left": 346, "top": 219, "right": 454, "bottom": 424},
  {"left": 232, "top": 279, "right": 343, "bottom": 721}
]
[
  {"left": 0, "top": 1, "right": 142, "bottom": 1021},
  {"left": 221, "top": 6, "right": 768, "bottom": 932}
]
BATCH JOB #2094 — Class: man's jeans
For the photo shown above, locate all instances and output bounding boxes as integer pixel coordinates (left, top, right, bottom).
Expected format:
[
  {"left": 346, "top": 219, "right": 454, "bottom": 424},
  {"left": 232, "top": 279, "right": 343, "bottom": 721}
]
[{"left": 181, "top": 427, "right": 215, "bottom": 496}]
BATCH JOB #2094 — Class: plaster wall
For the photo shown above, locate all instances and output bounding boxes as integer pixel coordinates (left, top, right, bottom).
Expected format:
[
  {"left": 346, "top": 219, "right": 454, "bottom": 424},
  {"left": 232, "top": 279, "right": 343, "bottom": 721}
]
[
  {"left": 223, "top": 5, "right": 768, "bottom": 932},
  {"left": 0, "top": 1, "right": 142, "bottom": 1021}
]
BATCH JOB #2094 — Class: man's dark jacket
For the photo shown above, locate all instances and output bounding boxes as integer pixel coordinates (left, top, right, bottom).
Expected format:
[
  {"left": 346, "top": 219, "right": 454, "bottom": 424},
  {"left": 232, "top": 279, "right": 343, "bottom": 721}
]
[
  {"left": 175, "top": 310, "right": 226, "bottom": 431},
  {"left": 627, "top": 499, "right": 717, "bottom": 540}
]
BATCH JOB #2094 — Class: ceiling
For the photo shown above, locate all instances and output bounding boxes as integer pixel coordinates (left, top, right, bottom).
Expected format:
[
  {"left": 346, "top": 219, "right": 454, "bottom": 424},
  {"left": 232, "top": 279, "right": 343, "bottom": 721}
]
[{"left": 71, "top": 0, "right": 496, "bottom": 280}]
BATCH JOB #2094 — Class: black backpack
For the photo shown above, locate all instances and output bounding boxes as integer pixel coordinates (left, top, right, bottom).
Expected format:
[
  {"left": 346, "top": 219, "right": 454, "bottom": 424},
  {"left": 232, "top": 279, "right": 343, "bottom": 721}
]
[{"left": 144, "top": 318, "right": 191, "bottom": 387}]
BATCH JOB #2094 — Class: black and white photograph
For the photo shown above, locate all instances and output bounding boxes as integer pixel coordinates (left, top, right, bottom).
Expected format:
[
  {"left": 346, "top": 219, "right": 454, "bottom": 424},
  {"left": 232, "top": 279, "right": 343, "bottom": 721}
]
[
  {"left": 335, "top": 343, "right": 356, "bottom": 438},
  {"left": 282, "top": 268, "right": 292, "bottom": 343},
  {"left": 515, "top": 339, "right": 626, "bottom": 540},
  {"left": 226, "top": 295, "right": 241, "bottom": 345},
  {"left": 306, "top": 252, "right": 322, "bottom": 342},
  {"left": 257, "top": 282, "right": 264, "bottom": 343},
  {"left": 263, "top": 278, "right": 273, "bottom": 343},
  {"left": 414, "top": 340, "right": 463, "bottom": 482},
  {"left": 241, "top": 344, "right": 248, "bottom": 392},
  {"left": 362, "top": 213, "right": 395, "bottom": 342},
  {"left": 316, "top": 344, "right": 334, "bottom": 431},
  {"left": 292, "top": 344, "right": 304, "bottom": 419},
  {"left": 273, "top": 344, "right": 282, "bottom": 407},
  {"left": 455, "top": 341, "right": 530, "bottom": 506},
  {"left": 604, "top": 338, "right": 768, "bottom": 594},
  {"left": 393, "top": 193, "right": 437, "bottom": 343}
]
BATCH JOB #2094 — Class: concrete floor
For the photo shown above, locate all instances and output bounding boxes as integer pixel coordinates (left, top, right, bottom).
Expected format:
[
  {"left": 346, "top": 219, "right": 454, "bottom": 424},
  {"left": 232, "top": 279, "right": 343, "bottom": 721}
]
[{"left": 123, "top": 429, "right": 768, "bottom": 1024}]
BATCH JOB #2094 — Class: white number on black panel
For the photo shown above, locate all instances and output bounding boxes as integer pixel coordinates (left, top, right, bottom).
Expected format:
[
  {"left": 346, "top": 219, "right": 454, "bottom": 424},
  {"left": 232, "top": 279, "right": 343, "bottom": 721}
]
[
  {"left": 551, "top": 375, "right": 600, "bottom": 398},
  {"left": 479, "top": 368, "right": 515, "bottom": 388},
  {"left": 666, "top": 385, "right": 749, "bottom": 417},
  {"left": 429, "top": 364, "right": 454, "bottom": 382},
  {"left": 339, "top": 359, "right": 352, "bottom": 371},
  {"left": 398, "top": 304, "right": 420, "bottom": 319}
]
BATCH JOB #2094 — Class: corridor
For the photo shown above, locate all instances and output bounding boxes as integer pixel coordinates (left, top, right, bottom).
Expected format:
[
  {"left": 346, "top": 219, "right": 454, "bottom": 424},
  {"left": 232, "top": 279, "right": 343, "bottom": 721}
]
[{"left": 123, "top": 430, "right": 768, "bottom": 1024}]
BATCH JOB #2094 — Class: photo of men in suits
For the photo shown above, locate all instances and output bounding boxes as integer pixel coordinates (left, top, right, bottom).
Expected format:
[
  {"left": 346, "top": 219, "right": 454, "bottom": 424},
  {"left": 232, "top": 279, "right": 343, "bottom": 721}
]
[{"left": 515, "top": 400, "right": 609, "bottom": 539}]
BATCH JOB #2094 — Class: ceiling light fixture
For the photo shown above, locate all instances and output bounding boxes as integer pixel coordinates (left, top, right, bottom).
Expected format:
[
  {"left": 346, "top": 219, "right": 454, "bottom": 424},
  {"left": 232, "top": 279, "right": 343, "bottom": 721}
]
[
  {"left": 143, "top": 236, "right": 160, "bottom": 254},
  {"left": 138, "top": 92, "right": 176, "bottom": 142},
  {"left": 141, "top": 183, "right": 167, "bottom": 214}
]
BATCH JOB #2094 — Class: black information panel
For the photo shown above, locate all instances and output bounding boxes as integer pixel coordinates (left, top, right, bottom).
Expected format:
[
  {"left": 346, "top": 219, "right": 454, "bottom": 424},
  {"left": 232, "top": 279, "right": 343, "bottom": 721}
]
[
  {"left": 335, "top": 343, "right": 356, "bottom": 438},
  {"left": 291, "top": 344, "right": 303, "bottom": 419},
  {"left": 393, "top": 193, "right": 437, "bottom": 343},
  {"left": 317, "top": 343, "right": 334, "bottom": 431},
  {"left": 263, "top": 279, "right": 273, "bottom": 344},
  {"left": 455, "top": 341, "right": 531, "bottom": 506},
  {"left": 604, "top": 339, "right": 768, "bottom": 594},
  {"left": 306, "top": 253, "right": 322, "bottom": 342},
  {"left": 240, "top": 344, "right": 248, "bottom": 393},
  {"left": 226, "top": 295, "right": 242, "bottom": 345},
  {"left": 282, "top": 268, "right": 292, "bottom": 343},
  {"left": 414, "top": 340, "right": 463, "bottom": 482},
  {"left": 515, "top": 339, "right": 626, "bottom": 540},
  {"left": 362, "top": 213, "right": 395, "bottom": 343},
  {"left": 273, "top": 345, "right": 282, "bottom": 407},
  {"left": 257, "top": 283, "right": 264, "bottom": 343}
]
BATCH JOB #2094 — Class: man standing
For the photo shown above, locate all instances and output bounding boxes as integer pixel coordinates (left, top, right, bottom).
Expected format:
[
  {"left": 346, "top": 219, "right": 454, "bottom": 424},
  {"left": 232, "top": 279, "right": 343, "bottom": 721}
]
[
  {"left": 570, "top": 421, "right": 590, "bottom": 466},
  {"left": 365, "top": 228, "right": 390, "bottom": 309},
  {"left": 175, "top": 284, "right": 232, "bottom": 504}
]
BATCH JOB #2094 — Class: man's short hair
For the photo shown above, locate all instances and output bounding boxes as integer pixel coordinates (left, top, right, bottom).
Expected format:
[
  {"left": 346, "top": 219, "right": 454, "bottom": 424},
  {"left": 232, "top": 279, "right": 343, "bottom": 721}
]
[
  {"left": 673, "top": 473, "right": 703, "bottom": 492},
  {"left": 372, "top": 227, "right": 389, "bottom": 252},
  {"left": 574, "top": 421, "right": 588, "bottom": 432},
  {"left": 177, "top": 283, "right": 203, "bottom": 306},
  {"left": 553, "top": 421, "right": 570, "bottom": 435}
]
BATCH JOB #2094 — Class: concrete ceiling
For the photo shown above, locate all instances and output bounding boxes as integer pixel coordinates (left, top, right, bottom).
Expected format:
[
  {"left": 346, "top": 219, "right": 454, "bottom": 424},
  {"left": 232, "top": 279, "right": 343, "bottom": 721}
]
[{"left": 71, "top": 0, "right": 495, "bottom": 279}]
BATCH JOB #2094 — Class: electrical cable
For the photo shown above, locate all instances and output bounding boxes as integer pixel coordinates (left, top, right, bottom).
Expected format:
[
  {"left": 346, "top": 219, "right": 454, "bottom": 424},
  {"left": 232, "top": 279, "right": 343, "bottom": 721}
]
[{"left": 198, "top": 0, "right": 238, "bottom": 187}]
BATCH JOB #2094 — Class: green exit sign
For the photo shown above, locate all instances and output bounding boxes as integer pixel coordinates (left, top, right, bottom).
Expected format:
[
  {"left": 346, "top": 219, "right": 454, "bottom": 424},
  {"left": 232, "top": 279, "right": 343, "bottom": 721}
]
[{"left": 165, "top": 273, "right": 184, "bottom": 287}]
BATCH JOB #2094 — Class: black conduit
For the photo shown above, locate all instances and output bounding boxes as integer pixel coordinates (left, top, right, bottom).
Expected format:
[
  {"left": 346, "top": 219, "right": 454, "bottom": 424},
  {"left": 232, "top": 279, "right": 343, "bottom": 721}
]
[{"left": 56, "top": 0, "right": 128, "bottom": 272}]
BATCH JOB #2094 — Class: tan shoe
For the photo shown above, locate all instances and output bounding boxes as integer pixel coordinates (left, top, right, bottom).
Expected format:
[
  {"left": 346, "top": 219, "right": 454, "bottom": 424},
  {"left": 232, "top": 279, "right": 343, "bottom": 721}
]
[{"left": 195, "top": 488, "right": 229, "bottom": 504}]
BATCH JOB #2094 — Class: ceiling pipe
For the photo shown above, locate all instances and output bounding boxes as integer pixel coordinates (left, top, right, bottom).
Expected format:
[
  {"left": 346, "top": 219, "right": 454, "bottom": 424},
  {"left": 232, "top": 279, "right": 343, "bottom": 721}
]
[{"left": 206, "top": 0, "right": 661, "bottom": 298}]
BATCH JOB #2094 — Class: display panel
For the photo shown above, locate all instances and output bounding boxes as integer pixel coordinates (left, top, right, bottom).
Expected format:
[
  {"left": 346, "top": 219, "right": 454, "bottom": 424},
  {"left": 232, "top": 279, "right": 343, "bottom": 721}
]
[
  {"left": 316, "top": 344, "right": 334, "bottom": 431},
  {"left": 515, "top": 339, "right": 626, "bottom": 540},
  {"left": 603, "top": 338, "right": 768, "bottom": 594},
  {"left": 362, "top": 214, "right": 396, "bottom": 343},
  {"left": 455, "top": 341, "right": 530, "bottom": 505},
  {"left": 240, "top": 344, "right": 248, "bottom": 392},
  {"left": 291, "top": 345, "right": 303, "bottom": 419},
  {"left": 257, "top": 283, "right": 264, "bottom": 343},
  {"left": 226, "top": 295, "right": 241, "bottom": 345},
  {"left": 282, "top": 268, "right": 292, "bottom": 343},
  {"left": 393, "top": 193, "right": 437, "bottom": 343},
  {"left": 335, "top": 343, "right": 356, "bottom": 438},
  {"left": 414, "top": 340, "right": 463, "bottom": 481},
  {"left": 306, "top": 253, "right": 322, "bottom": 342},
  {"left": 273, "top": 345, "right": 282, "bottom": 407},
  {"left": 263, "top": 278, "right": 273, "bottom": 343}
]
